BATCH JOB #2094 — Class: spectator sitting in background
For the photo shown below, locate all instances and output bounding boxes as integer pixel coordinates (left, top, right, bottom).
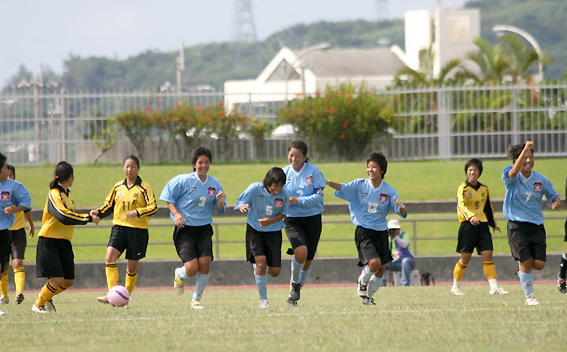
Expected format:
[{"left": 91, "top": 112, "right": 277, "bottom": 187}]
[{"left": 384, "top": 219, "right": 415, "bottom": 286}]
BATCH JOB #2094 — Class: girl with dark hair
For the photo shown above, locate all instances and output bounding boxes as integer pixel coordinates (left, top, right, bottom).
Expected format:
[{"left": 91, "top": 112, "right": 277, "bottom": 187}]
[
  {"left": 282, "top": 140, "right": 325, "bottom": 306},
  {"left": 160, "top": 147, "right": 226, "bottom": 310},
  {"left": 502, "top": 141, "right": 561, "bottom": 305},
  {"left": 33, "top": 161, "right": 100, "bottom": 313},
  {"left": 235, "top": 167, "right": 289, "bottom": 308},
  {"left": 0, "top": 153, "right": 32, "bottom": 316},
  {"left": 0, "top": 165, "right": 35, "bottom": 306},
  {"left": 451, "top": 158, "right": 508, "bottom": 296},
  {"left": 326, "top": 152, "right": 406, "bottom": 306},
  {"left": 91, "top": 155, "right": 157, "bottom": 305}
]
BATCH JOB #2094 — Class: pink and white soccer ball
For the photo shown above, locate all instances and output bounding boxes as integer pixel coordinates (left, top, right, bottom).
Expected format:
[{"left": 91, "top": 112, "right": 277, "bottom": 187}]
[{"left": 108, "top": 285, "right": 129, "bottom": 307}]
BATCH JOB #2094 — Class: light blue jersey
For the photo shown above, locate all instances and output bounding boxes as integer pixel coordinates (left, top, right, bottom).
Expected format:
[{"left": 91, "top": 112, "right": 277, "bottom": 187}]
[
  {"left": 283, "top": 163, "right": 325, "bottom": 217},
  {"left": 234, "top": 182, "right": 290, "bottom": 232},
  {"left": 0, "top": 179, "right": 32, "bottom": 230},
  {"left": 159, "top": 172, "right": 226, "bottom": 226},
  {"left": 335, "top": 179, "right": 406, "bottom": 231},
  {"left": 502, "top": 166, "right": 560, "bottom": 225}
]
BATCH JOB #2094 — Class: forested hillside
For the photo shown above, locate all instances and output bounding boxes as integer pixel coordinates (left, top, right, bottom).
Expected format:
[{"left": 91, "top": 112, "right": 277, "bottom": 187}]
[{"left": 2, "top": 0, "right": 565, "bottom": 92}]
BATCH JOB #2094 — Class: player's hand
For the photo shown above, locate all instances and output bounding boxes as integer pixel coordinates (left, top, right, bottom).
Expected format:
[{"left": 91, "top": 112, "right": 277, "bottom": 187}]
[
  {"left": 90, "top": 209, "right": 99, "bottom": 217},
  {"left": 28, "top": 226, "right": 35, "bottom": 239},
  {"left": 124, "top": 210, "right": 138, "bottom": 221},
  {"left": 4, "top": 205, "right": 17, "bottom": 215},
  {"left": 216, "top": 191, "right": 226, "bottom": 202},
  {"left": 258, "top": 217, "right": 272, "bottom": 227},
  {"left": 552, "top": 201, "right": 562, "bottom": 210},
  {"left": 493, "top": 225, "right": 501, "bottom": 233},
  {"left": 525, "top": 140, "right": 535, "bottom": 150},
  {"left": 92, "top": 215, "right": 101, "bottom": 225},
  {"left": 393, "top": 197, "right": 406, "bottom": 213},
  {"left": 470, "top": 216, "right": 480, "bottom": 226},
  {"left": 173, "top": 212, "right": 187, "bottom": 228},
  {"left": 289, "top": 196, "right": 299, "bottom": 205},
  {"left": 238, "top": 204, "right": 250, "bottom": 213}
]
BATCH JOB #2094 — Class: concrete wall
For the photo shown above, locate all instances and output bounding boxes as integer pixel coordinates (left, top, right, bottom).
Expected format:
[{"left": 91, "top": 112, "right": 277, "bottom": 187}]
[{"left": 9, "top": 254, "right": 563, "bottom": 291}]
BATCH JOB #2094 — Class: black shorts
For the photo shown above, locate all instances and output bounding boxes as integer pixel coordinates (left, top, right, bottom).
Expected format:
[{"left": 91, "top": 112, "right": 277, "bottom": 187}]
[
  {"left": 507, "top": 221, "right": 546, "bottom": 262},
  {"left": 284, "top": 214, "right": 322, "bottom": 260},
  {"left": 456, "top": 222, "right": 493, "bottom": 254},
  {"left": 173, "top": 224, "right": 214, "bottom": 264},
  {"left": 9, "top": 228, "right": 27, "bottom": 260},
  {"left": 245, "top": 224, "right": 282, "bottom": 268},
  {"left": 354, "top": 226, "right": 393, "bottom": 267},
  {"left": 108, "top": 225, "right": 149, "bottom": 260},
  {"left": 0, "top": 229, "right": 9, "bottom": 273},
  {"left": 36, "top": 237, "right": 75, "bottom": 280},
  {"left": 563, "top": 218, "right": 567, "bottom": 241}
]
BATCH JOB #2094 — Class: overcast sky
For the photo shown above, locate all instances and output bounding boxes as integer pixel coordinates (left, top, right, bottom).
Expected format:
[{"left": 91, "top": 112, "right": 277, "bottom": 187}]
[{"left": 0, "top": 0, "right": 467, "bottom": 86}]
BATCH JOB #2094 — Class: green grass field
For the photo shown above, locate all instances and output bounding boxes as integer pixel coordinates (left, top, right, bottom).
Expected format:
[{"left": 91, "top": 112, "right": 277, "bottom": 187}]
[{"left": 1, "top": 284, "right": 566, "bottom": 351}]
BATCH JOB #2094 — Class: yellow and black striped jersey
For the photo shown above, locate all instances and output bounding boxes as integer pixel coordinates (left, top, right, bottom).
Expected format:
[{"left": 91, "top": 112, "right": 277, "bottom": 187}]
[
  {"left": 38, "top": 186, "right": 92, "bottom": 241},
  {"left": 9, "top": 210, "right": 26, "bottom": 231},
  {"left": 456, "top": 181, "right": 496, "bottom": 227},
  {"left": 96, "top": 176, "right": 157, "bottom": 229}
]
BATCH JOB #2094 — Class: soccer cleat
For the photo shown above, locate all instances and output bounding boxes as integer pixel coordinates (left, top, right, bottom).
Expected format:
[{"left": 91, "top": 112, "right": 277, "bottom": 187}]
[
  {"left": 0, "top": 295, "right": 8, "bottom": 305},
  {"left": 362, "top": 296, "right": 376, "bottom": 305},
  {"left": 287, "top": 297, "right": 298, "bottom": 307},
  {"left": 451, "top": 286, "right": 464, "bottom": 296},
  {"left": 32, "top": 304, "right": 48, "bottom": 313},
  {"left": 489, "top": 287, "right": 509, "bottom": 295},
  {"left": 97, "top": 295, "right": 110, "bottom": 304},
  {"left": 45, "top": 300, "right": 56, "bottom": 312},
  {"left": 289, "top": 281, "right": 301, "bottom": 301},
  {"left": 174, "top": 268, "right": 184, "bottom": 295},
  {"left": 259, "top": 299, "right": 270, "bottom": 309},
  {"left": 191, "top": 300, "right": 204, "bottom": 310},
  {"left": 525, "top": 295, "right": 539, "bottom": 306},
  {"left": 15, "top": 292, "right": 24, "bottom": 304},
  {"left": 357, "top": 278, "right": 368, "bottom": 297},
  {"left": 558, "top": 275, "right": 566, "bottom": 294}
]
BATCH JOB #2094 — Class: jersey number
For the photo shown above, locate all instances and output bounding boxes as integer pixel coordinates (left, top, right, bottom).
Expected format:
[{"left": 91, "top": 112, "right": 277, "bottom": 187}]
[
  {"left": 367, "top": 202, "right": 378, "bottom": 213},
  {"left": 296, "top": 190, "right": 304, "bottom": 198},
  {"left": 122, "top": 201, "right": 131, "bottom": 211},
  {"left": 524, "top": 192, "right": 532, "bottom": 202},
  {"left": 198, "top": 197, "right": 206, "bottom": 207},
  {"left": 266, "top": 206, "right": 273, "bottom": 215}
]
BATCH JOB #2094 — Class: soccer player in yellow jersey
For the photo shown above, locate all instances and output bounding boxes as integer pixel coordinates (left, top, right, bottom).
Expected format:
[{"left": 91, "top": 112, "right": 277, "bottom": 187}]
[
  {"left": 91, "top": 155, "right": 157, "bottom": 305},
  {"left": 0, "top": 165, "right": 35, "bottom": 305},
  {"left": 451, "top": 158, "right": 508, "bottom": 296},
  {"left": 33, "top": 162, "right": 100, "bottom": 313}
]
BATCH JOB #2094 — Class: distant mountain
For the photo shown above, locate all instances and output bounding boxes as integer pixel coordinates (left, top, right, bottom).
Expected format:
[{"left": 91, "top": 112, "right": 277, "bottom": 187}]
[{"left": 3, "top": 0, "right": 565, "bottom": 92}]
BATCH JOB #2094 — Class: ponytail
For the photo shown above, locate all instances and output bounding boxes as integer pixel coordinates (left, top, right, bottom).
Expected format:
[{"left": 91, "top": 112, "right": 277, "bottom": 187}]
[{"left": 50, "top": 161, "right": 74, "bottom": 189}]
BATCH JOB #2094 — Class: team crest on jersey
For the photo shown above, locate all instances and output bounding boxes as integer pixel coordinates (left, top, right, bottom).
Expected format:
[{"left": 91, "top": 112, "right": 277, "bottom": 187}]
[
  {"left": 305, "top": 176, "right": 313, "bottom": 186},
  {"left": 379, "top": 193, "right": 388, "bottom": 204},
  {"left": 1, "top": 191, "right": 10, "bottom": 202},
  {"left": 117, "top": 191, "right": 123, "bottom": 198},
  {"left": 533, "top": 182, "right": 543, "bottom": 193},
  {"left": 208, "top": 187, "right": 216, "bottom": 197},
  {"left": 467, "top": 192, "right": 472, "bottom": 198},
  {"left": 274, "top": 198, "right": 284, "bottom": 208}
]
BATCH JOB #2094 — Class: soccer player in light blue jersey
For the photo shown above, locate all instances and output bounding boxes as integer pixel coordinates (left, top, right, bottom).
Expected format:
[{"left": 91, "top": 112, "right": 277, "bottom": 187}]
[
  {"left": 160, "top": 147, "right": 226, "bottom": 310},
  {"left": 327, "top": 152, "right": 406, "bottom": 305},
  {"left": 235, "top": 167, "right": 289, "bottom": 308},
  {"left": 0, "top": 153, "right": 32, "bottom": 316},
  {"left": 502, "top": 141, "right": 562, "bottom": 305},
  {"left": 282, "top": 140, "right": 325, "bottom": 306}
]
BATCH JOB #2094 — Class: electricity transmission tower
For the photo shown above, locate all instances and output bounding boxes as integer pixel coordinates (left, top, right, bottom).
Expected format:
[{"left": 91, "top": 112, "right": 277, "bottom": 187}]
[
  {"left": 376, "top": 0, "right": 389, "bottom": 21},
  {"left": 232, "top": 0, "right": 262, "bottom": 71}
]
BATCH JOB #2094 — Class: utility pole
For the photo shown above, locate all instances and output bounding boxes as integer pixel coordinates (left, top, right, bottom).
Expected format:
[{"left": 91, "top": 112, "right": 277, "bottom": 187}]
[{"left": 177, "top": 42, "right": 185, "bottom": 93}]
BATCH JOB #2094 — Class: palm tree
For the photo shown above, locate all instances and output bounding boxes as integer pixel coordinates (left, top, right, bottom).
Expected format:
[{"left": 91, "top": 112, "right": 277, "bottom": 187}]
[{"left": 393, "top": 46, "right": 463, "bottom": 88}]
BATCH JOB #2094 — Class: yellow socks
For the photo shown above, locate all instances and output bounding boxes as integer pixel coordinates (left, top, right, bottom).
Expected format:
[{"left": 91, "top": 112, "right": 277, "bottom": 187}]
[
  {"left": 0, "top": 269, "right": 8, "bottom": 296},
  {"left": 106, "top": 262, "right": 119, "bottom": 290},
  {"left": 125, "top": 271, "right": 137, "bottom": 294},
  {"left": 483, "top": 261, "right": 497, "bottom": 280},
  {"left": 453, "top": 259, "right": 467, "bottom": 281},
  {"left": 14, "top": 267, "right": 25, "bottom": 293},
  {"left": 35, "top": 282, "right": 58, "bottom": 307}
]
